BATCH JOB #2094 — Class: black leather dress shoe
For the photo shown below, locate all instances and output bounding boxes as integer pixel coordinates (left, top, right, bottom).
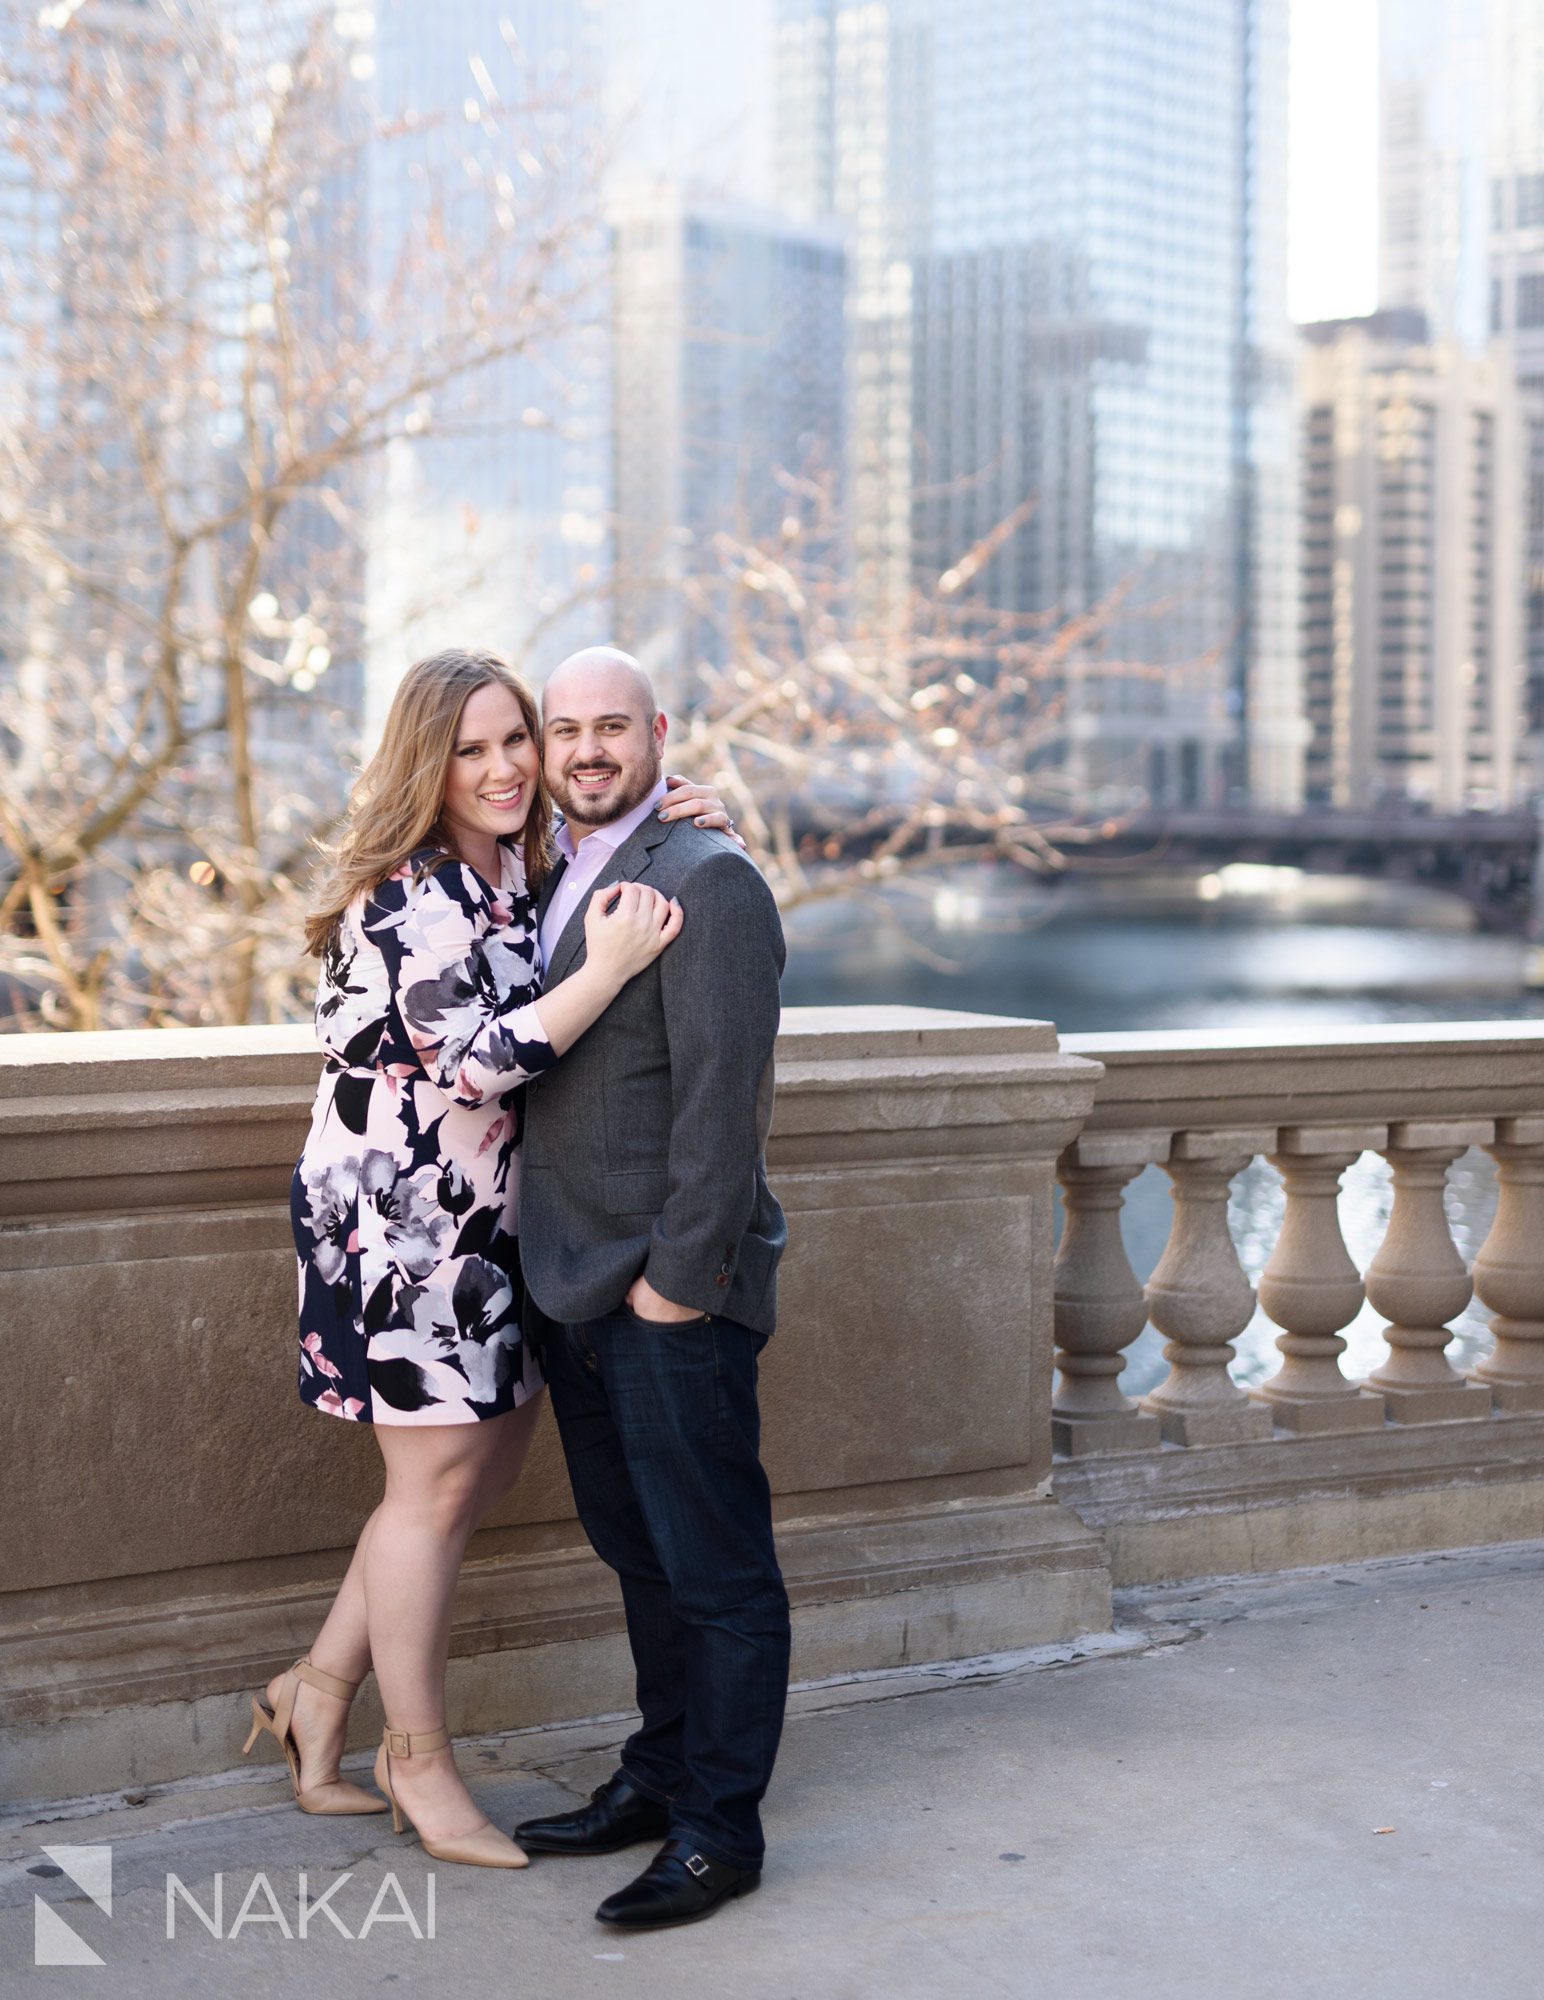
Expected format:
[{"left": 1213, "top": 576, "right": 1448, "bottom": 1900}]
[
  {"left": 513, "top": 1772, "right": 671, "bottom": 1856},
  {"left": 594, "top": 1837, "right": 761, "bottom": 1930}
]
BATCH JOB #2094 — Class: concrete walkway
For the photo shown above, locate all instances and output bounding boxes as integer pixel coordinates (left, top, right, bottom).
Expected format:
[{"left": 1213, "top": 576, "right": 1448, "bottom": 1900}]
[{"left": 4, "top": 1542, "right": 1541, "bottom": 1999}]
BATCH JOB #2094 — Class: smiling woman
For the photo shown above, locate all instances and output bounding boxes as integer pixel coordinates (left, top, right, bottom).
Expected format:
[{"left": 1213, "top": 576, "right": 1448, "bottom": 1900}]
[
  {"left": 303, "top": 651, "right": 554, "bottom": 947},
  {"left": 438, "top": 682, "right": 543, "bottom": 883}
]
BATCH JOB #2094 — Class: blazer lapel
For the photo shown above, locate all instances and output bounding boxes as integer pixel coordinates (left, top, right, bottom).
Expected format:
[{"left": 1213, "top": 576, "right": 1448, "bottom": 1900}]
[
  {"left": 536, "top": 852, "right": 568, "bottom": 926},
  {"left": 544, "top": 815, "right": 670, "bottom": 987}
]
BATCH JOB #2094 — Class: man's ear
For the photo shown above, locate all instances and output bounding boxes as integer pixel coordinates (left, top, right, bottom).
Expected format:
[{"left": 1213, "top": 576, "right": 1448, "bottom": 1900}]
[{"left": 653, "top": 711, "right": 669, "bottom": 750}]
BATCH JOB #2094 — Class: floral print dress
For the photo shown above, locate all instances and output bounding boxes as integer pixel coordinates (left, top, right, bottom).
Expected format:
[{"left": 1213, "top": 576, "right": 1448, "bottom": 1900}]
[{"left": 291, "top": 839, "right": 557, "bottom": 1424}]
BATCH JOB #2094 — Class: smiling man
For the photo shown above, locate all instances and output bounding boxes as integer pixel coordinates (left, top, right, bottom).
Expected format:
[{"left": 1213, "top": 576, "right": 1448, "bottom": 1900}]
[{"left": 515, "top": 647, "right": 791, "bottom": 1931}]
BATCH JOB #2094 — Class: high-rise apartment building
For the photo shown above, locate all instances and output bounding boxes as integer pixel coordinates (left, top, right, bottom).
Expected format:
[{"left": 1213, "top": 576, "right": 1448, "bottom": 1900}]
[
  {"left": 1299, "top": 311, "right": 1530, "bottom": 811},
  {"left": 775, "top": 0, "right": 1299, "bottom": 809},
  {"left": 609, "top": 189, "right": 845, "bottom": 690}
]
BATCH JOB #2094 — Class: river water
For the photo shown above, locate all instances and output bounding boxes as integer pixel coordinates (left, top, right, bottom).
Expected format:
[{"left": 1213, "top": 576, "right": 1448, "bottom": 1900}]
[{"left": 780, "top": 867, "right": 1540, "bottom": 1398}]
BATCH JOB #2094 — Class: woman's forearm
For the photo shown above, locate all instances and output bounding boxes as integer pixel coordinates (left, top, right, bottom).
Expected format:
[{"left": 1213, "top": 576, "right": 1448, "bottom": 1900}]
[{"left": 531, "top": 960, "right": 625, "bottom": 1058}]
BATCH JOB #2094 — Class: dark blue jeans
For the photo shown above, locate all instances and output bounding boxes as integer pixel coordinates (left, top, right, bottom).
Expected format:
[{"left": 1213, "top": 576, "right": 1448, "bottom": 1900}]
[{"left": 542, "top": 1306, "right": 791, "bottom": 1869}]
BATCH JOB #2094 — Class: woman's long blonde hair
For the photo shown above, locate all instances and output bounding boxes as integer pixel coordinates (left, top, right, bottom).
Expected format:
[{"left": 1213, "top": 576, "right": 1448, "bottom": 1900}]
[{"left": 304, "top": 648, "right": 552, "bottom": 956}]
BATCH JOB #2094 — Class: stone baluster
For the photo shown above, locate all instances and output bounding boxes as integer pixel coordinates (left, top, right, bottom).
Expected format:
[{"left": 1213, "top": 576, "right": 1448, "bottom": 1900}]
[
  {"left": 1362, "top": 1120, "right": 1494, "bottom": 1422},
  {"left": 1052, "top": 1134, "right": 1166, "bottom": 1456},
  {"left": 1251, "top": 1126, "right": 1388, "bottom": 1433},
  {"left": 1141, "top": 1129, "right": 1276, "bottom": 1445},
  {"left": 1469, "top": 1116, "right": 1544, "bottom": 1412}
]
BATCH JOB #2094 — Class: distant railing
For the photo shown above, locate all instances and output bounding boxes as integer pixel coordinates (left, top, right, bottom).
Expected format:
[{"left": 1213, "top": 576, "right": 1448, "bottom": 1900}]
[{"left": 1052, "top": 1024, "right": 1544, "bottom": 1454}]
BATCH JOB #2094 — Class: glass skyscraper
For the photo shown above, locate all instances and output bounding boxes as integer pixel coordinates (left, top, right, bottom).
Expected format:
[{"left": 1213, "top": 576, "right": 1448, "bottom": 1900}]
[
  {"left": 354, "top": 0, "right": 611, "bottom": 733},
  {"left": 776, "top": 0, "right": 1299, "bottom": 809},
  {"left": 609, "top": 190, "right": 846, "bottom": 694},
  {"left": 1376, "top": 0, "right": 1544, "bottom": 785},
  {"left": 1379, "top": 0, "right": 1492, "bottom": 353}
]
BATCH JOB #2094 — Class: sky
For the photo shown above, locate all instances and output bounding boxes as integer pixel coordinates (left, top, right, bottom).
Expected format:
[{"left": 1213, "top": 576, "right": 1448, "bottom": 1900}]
[
  {"left": 605, "top": 0, "right": 1385, "bottom": 329},
  {"left": 1288, "top": 0, "right": 1381, "bottom": 324}
]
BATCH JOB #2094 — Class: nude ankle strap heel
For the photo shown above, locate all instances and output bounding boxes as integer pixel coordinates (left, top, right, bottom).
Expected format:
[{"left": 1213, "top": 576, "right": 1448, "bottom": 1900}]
[
  {"left": 374, "top": 1726, "right": 528, "bottom": 1869},
  {"left": 242, "top": 1658, "right": 387, "bottom": 1817}
]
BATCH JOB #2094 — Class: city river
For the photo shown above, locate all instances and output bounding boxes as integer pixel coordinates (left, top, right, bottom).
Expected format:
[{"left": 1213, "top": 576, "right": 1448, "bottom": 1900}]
[{"left": 781, "top": 866, "right": 1540, "bottom": 1398}]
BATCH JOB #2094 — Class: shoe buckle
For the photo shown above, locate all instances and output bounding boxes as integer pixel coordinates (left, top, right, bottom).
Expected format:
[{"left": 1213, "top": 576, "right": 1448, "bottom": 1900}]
[{"left": 685, "top": 1853, "right": 710, "bottom": 1878}]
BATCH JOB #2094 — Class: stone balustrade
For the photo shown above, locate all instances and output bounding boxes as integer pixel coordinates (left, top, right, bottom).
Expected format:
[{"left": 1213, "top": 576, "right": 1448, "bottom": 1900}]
[
  {"left": 0, "top": 1008, "right": 1106, "bottom": 1803},
  {"left": 5, "top": 1011, "right": 1544, "bottom": 1806},
  {"left": 1052, "top": 1024, "right": 1544, "bottom": 1583}
]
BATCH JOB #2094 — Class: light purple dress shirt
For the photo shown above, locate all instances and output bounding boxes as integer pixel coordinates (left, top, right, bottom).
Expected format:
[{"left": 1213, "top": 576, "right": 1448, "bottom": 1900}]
[{"left": 539, "top": 777, "right": 670, "bottom": 972}]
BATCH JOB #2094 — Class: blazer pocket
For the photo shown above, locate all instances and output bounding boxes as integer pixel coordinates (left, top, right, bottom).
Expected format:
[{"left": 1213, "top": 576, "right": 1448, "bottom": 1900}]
[{"left": 602, "top": 1167, "right": 669, "bottom": 1215}]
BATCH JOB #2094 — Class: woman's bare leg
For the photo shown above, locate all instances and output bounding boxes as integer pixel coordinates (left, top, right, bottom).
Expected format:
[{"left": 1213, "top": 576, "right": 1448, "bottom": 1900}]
[
  {"left": 273, "top": 1394, "right": 547, "bottom": 1795},
  {"left": 263, "top": 1505, "right": 378, "bottom": 1791},
  {"left": 465, "top": 1387, "right": 546, "bottom": 1526},
  {"left": 364, "top": 1406, "right": 536, "bottom": 1840}
]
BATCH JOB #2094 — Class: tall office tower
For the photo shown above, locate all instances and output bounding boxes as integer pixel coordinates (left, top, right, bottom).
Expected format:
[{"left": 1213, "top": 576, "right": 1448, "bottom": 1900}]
[
  {"left": 910, "top": 241, "right": 1126, "bottom": 801},
  {"left": 775, "top": 0, "right": 1299, "bottom": 810},
  {"left": 1379, "top": 0, "right": 1544, "bottom": 369},
  {"left": 221, "top": 1, "right": 370, "bottom": 782},
  {"left": 1379, "top": 0, "right": 1492, "bottom": 351},
  {"left": 0, "top": 1, "right": 199, "bottom": 781},
  {"left": 1489, "top": 1, "right": 1544, "bottom": 392},
  {"left": 1525, "top": 402, "right": 1544, "bottom": 774},
  {"left": 357, "top": 0, "right": 610, "bottom": 735},
  {"left": 1377, "top": 0, "right": 1544, "bottom": 775},
  {"left": 1299, "top": 311, "right": 1530, "bottom": 811},
  {"left": 609, "top": 189, "right": 845, "bottom": 693},
  {"left": 776, "top": 0, "right": 927, "bottom": 634}
]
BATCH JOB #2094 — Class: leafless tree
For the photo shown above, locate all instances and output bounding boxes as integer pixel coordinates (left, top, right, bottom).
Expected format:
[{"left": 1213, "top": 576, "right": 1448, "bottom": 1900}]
[
  {"left": 596, "top": 470, "right": 1203, "bottom": 921},
  {"left": 0, "top": 0, "right": 607, "bottom": 1028}
]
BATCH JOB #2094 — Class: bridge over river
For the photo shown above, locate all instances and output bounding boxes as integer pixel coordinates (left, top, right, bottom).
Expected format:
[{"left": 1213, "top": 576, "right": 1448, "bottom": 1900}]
[{"left": 1053, "top": 807, "right": 1544, "bottom": 932}]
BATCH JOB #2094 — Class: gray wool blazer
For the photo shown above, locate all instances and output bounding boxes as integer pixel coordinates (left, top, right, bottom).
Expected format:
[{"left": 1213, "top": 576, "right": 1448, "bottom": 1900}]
[{"left": 519, "top": 813, "right": 788, "bottom": 1338}]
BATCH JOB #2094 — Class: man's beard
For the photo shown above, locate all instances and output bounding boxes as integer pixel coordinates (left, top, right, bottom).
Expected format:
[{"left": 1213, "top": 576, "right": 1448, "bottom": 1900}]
[{"left": 550, "top": 746, "right": 662, "bottom": 828}]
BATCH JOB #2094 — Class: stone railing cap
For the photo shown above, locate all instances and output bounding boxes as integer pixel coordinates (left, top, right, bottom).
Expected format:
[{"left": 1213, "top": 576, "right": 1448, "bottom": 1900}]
[
  {"left": 1063, "top": 1021, "right": 1544, "bottom": 1057},
  {"left": 0, "top": 1025, "right": 321, "bottom": 1099},
  {"left": 774, "top": 1006, "right": 1057, "bottom": 1059},
  {"left": 0, "top": 1007, "right": 1062, "bottom": 1102}
]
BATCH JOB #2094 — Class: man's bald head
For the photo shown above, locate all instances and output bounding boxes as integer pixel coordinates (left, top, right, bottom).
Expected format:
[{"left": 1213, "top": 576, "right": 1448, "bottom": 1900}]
[
  {"left": 543, "top": 646, "right": 657, "bottom": 722},
  {"left": 542, "top": 644, "right": 667, "bottom": 836}
]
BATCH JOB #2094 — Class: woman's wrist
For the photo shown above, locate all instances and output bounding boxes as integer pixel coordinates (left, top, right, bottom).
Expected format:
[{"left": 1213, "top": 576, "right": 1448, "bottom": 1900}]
[{"left": 570, "top": 956, "right": 625, "bottom": 1006}]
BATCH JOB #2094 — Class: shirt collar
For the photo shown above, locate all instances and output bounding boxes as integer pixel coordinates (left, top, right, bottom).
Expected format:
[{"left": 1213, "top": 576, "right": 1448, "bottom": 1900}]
[{"left": 554, "top": 777, "right": 669, "bottom": 865}]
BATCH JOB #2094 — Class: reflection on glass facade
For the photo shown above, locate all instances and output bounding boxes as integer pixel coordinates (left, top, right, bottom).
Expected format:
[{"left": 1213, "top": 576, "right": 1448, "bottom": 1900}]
[{"left": 777, "top": 0, "right": 1299, "bottom": 809}]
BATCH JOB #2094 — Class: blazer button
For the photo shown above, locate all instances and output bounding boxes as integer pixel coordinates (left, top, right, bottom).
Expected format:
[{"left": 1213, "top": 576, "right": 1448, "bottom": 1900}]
[{"left": 715, "top": 1273, "right": 730, "bottom": 1287}]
